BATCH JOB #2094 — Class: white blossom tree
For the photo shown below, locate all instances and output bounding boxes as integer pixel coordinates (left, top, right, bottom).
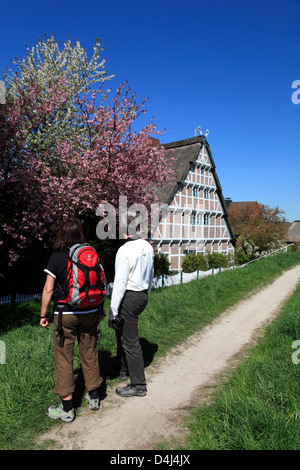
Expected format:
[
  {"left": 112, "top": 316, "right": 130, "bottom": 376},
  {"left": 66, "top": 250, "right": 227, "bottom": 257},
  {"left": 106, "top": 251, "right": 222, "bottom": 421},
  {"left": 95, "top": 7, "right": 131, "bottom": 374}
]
[{"left": 2, "top": 34, "right": 113, "bottom": 164}]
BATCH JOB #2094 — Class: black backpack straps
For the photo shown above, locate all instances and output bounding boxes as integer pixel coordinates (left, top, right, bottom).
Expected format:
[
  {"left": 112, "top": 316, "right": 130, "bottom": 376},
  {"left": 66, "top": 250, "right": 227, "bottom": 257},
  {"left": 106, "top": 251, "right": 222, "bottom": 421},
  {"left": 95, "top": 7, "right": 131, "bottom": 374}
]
[
  {"left": 77, "top": 262, "right": 91, "bottom": 296},
  {"left": 56, "top": 308, "right": 65, "bottom": 347}
]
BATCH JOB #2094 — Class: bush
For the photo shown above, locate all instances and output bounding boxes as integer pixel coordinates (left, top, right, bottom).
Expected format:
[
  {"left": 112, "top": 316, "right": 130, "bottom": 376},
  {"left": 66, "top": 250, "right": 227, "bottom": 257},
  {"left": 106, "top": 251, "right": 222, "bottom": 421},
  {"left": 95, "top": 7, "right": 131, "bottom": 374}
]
[
  {"left": 182, "top": 254, "right": 198, "bottom": 273},
  {"left": 182, "top": 253, "right": 208, "bottom": 273},
  {"left": 154, "top": 253, "right": 171, "bottom": 276},
  {"left": 287, "top": 244, "right": 298, "bottom": 253},
  {"left": 207, "top": 252, "right": 229, "bottom": 269},
  {"left": 196, "top": 253, "right": 208, "bottom": 271},
  {"left": 234, "top": 248, "right": 254, "bottom": 266}
]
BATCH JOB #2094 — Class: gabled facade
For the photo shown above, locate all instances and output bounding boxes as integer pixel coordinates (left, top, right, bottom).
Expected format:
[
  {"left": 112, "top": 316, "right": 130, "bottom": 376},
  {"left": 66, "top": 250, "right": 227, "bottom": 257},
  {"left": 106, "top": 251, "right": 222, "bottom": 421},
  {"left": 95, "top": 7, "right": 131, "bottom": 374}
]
[{"left": 151, "top": 136, "right": 235, "bottom": 271}]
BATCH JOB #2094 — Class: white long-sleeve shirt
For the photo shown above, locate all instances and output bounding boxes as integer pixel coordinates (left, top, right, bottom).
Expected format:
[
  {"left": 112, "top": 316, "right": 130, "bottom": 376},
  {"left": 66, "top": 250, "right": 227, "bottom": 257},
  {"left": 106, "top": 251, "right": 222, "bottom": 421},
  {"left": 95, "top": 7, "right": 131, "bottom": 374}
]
[{"left": 110, "top": 238, "right": 154, "bottom": 319}]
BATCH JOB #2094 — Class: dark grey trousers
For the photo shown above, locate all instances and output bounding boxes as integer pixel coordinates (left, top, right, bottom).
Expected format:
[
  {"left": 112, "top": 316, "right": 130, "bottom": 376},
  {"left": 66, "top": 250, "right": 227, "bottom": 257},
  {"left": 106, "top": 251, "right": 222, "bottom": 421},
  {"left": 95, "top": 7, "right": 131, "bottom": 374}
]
[{"left": 117, "top": 290, "right": 148, "bottom": 390}]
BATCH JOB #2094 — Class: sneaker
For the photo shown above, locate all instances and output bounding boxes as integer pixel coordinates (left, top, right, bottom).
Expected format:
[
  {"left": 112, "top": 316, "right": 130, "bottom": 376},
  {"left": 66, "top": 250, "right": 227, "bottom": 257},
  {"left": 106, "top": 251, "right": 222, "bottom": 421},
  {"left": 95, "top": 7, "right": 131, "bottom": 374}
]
[
  {"left": 46, "top": 402, "right": 75, "bottom": 422},
  {"left": 85, "top": 392, "right": 100, "bottom": 410},
  {"left": 116, "top": 384, "right": 147, "bottom": 397}
]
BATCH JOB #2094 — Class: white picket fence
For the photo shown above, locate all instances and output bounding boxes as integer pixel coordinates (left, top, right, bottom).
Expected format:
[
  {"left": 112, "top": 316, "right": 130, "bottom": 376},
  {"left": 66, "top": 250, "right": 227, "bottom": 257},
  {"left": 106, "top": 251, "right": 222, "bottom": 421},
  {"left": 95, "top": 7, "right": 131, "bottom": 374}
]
[
  {"left": 0, "top": 245, "right": 291, "bottom": 306},
  {"left": 0, "top": 293, "right": 43, "bottom": 306}
]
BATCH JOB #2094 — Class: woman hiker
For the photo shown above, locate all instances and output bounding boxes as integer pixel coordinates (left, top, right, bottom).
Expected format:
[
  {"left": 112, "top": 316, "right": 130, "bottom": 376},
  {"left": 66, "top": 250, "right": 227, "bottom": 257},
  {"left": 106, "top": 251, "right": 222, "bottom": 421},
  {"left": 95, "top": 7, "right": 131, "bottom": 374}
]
[{"left": 40, "top": 217, "right": 106, "bottom": 422}]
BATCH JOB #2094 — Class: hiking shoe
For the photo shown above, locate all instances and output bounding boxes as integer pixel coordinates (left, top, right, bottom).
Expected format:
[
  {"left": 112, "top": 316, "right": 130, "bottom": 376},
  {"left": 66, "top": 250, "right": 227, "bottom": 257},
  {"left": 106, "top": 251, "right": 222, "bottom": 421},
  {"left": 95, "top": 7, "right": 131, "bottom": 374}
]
[
  {"left": 46, "top": 402, "right": 75, "bottom": 422},
  {"left": 116, "top": 384, "right": 147, "bottom": 397},
  {"left": 85, "top": 392, "right": 100, "bottom": 410}
]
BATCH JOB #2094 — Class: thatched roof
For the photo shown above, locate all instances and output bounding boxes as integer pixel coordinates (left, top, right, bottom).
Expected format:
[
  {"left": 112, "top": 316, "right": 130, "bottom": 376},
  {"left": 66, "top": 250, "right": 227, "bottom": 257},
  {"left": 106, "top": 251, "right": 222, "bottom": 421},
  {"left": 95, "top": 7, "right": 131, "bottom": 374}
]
[{"left": 287, "top": 221, "right": 300, "bottom": 243}]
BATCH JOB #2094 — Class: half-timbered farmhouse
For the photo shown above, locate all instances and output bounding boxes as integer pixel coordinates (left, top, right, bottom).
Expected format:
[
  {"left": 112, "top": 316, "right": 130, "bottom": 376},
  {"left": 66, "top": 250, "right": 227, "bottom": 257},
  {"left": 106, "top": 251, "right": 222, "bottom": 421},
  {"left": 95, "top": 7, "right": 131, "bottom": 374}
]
[{"left": 151, "top": 135, "right": 235, "bottom": 271}]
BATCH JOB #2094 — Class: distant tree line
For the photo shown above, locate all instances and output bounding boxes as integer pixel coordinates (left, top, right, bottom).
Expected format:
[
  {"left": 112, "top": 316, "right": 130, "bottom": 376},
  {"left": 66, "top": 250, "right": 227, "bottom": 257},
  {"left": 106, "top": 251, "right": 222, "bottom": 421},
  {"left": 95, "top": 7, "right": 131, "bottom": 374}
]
[{"left": 227, "top": 201, "right": 288, "bottom": 265}]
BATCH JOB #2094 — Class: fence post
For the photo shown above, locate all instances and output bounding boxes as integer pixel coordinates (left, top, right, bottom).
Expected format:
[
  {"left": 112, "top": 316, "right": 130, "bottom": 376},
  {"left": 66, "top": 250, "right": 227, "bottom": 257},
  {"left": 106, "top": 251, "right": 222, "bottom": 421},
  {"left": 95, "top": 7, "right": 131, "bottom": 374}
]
[
  {"left": 162, "top": 274, "right": 164, "bottom": 288},
  {"left": 180, "top": 272, "right": 183, "bottom": 284}
]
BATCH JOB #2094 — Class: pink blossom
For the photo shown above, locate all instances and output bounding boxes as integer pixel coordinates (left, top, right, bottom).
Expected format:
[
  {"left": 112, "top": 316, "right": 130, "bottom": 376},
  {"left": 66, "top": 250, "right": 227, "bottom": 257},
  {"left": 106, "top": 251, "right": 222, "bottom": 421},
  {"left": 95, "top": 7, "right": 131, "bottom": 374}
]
[{"left": 0, "top": 80, "right": 175, "bottom": 270}]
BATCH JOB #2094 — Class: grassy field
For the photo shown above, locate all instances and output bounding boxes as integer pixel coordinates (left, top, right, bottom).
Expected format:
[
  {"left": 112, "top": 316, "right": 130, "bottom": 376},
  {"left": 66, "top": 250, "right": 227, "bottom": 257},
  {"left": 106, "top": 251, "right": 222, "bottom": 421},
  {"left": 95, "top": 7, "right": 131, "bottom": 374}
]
[{"left": 0, "top": 251, "right": 300, "bottom": 450}]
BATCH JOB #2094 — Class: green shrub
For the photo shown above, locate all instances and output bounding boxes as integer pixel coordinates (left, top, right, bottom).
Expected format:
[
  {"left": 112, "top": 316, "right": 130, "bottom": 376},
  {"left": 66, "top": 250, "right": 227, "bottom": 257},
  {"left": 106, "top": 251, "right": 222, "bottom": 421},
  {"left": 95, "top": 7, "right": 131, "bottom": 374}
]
[
  {"left": 154, "top": 253, "right": 171, "bottom": 276},
  {"left": 182, "top": 254, "right": 198, "bottom": 273},
  {"left": 287, "top": 244, "right": 298, "bottom": 253},
  {"left": 196, "top": 253, "right": 208, "bottom": 271},
  {"left": 234, "top": 248, "right": 254, "bottom": 266},
  {"left": 207, "top": 252, "right": 229, "bottom": 269},
  {"left": 182, "top": 253, "right": 208, "bottom": 273}
]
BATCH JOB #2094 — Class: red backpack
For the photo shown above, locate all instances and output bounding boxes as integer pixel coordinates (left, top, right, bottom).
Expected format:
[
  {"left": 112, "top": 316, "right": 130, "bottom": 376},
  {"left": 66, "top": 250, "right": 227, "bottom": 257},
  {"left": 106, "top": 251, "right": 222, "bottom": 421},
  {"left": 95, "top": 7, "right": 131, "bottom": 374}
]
[
  {"left": 56, "top": 243, "right": 107, "bottom": 346},
  {"left": 58, "top": 243, "right": 107, "bottom": 309}
]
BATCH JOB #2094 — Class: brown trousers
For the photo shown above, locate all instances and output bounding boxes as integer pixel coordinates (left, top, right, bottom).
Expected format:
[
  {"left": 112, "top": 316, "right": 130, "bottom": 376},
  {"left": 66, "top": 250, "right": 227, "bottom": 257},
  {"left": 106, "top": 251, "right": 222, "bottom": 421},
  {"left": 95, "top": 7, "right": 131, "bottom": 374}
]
[{"left": 53, "top": 312, "right": 103, "bottom": 397}]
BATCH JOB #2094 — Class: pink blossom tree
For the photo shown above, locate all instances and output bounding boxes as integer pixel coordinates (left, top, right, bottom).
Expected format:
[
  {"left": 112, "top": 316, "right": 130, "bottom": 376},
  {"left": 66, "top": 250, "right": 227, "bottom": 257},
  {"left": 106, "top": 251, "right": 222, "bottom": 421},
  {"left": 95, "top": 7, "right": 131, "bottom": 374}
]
[{"left": 43, "top": 82, "right": 173, "bottom": 215}]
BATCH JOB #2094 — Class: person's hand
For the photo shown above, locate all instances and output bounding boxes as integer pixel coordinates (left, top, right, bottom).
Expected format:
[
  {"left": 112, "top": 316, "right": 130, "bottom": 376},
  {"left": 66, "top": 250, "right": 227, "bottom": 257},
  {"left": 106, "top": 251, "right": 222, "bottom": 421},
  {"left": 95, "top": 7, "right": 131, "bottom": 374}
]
[
  {"left": 40, "top": 316, "right": 49, "bottom": 329},
  {"left": 109, "top": 315, "right": 124, "bottom": 331}
]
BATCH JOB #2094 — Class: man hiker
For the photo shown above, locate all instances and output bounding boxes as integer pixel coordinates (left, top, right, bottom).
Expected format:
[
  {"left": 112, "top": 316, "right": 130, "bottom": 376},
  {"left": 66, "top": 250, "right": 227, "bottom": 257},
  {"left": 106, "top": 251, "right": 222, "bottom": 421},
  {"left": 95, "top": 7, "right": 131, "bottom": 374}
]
[{"left": 109, "top": 211, "right": 154, "bottom": 397}]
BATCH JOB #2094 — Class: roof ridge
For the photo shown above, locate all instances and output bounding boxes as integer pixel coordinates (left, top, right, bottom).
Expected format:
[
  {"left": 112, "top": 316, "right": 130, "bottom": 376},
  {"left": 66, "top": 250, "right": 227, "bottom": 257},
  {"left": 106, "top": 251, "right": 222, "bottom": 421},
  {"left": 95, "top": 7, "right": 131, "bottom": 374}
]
[{"left": 163, "top": 136, "right": 206, "bottom": 149}]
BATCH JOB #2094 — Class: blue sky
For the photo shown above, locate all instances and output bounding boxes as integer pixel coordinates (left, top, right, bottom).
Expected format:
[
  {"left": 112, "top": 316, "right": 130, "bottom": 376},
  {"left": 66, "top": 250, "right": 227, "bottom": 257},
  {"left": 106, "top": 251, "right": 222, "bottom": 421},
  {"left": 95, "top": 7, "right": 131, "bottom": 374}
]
[{"left": 1, "top": 0, "right": 300, "bottom": 222}]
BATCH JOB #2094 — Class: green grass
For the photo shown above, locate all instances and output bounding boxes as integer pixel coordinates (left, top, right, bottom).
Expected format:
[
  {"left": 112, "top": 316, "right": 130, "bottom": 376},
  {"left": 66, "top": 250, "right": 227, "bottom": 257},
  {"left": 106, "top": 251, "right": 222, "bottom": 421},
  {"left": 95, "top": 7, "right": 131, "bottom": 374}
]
[
  {"left": 170, "top": 282, "right": 300, "bottom": 450},
  {"left": 0, "top": 251, "right": 300, "bottom": 450},
  {"left": 140, "top": 251, "right": 300, "bottom": 355}
]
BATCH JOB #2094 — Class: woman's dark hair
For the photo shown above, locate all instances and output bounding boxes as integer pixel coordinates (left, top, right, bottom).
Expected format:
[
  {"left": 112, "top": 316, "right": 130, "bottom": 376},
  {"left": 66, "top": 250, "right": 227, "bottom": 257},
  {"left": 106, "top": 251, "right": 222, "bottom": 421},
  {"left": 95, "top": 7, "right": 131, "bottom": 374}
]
[{"left": 54, "top": 217, "right": 85, "bottom": 251}]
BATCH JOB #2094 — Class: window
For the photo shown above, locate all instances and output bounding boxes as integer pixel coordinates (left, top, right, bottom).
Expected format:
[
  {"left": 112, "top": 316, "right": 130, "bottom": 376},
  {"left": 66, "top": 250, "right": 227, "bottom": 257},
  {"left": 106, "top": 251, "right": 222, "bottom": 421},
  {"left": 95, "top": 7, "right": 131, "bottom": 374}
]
[
  {"left": 204, "top": 213, "right": 209, "bottom": 226},
  {"left": 192, "top": 187, "right": 198, "bottom": 197},
  {"left": 204, "top": 189, "right": 209, "bottom": 199},
  {"left": 190, "top": 211, "right": 196, "bottom": 225}
]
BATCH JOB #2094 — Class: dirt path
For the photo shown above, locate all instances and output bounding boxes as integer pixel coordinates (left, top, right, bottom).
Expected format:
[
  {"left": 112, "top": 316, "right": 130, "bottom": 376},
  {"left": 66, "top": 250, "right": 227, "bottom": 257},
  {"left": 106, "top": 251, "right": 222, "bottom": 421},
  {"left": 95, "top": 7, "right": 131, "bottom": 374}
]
[{"left": 37, "top": 264, "right": 300, "bottom": 451}]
